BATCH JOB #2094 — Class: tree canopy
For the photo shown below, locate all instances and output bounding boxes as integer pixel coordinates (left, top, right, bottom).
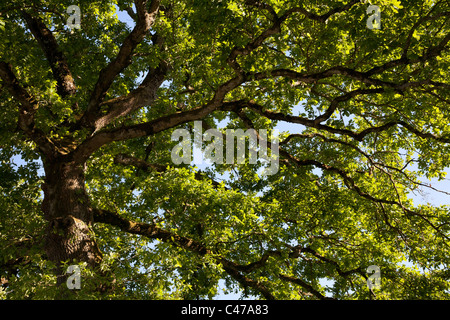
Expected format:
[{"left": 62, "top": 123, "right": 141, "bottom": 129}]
[{"left": 0, "top": 0, "right": 450, "bottom": 300}]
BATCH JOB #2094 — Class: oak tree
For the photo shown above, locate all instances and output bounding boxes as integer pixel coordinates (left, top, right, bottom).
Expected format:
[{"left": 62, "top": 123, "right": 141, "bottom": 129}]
[{"left": 1, "top": 0, "right": 449, "bottom": 299}]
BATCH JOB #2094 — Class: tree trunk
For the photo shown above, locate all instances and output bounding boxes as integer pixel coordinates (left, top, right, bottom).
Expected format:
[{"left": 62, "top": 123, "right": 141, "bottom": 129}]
[{"left": 41, "top": 157, "right": 102, "bottom": 285}]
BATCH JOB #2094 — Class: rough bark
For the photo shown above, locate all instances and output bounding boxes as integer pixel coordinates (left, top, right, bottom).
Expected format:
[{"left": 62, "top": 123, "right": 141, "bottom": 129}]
[{"left": 21, "top": 11, "right": 77, "bottom": 98}]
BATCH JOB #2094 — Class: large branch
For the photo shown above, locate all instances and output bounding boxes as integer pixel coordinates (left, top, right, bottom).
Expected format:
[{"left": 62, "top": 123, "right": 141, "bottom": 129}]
[
  {"left": 92, "top": 207, "right": 210, "bottom": 255},
  {"left": 250, "top": 18, "right": 449, "bottom": 88},
  {"left": 292, "top": 0, "right": 361, "bottom": 23},
  {"left": 92, "top": 207, "right": 275, "bottom": 299},
  {"left": 21, "top": 11, "right": 76, "bottom": 98},
  {"left": 114, "top": 153, "right": 166, "bottom": 172},
  {"left": 72, "top": 79, "right": 383, "bottom": 163},
  {"left": 93, "top": 206, "right": 364, "bottom": 299},
  {"left": 113, "top": 152, "right": 225, "bottom": 189},
  {"left": 93, "top": 207, "right": 353, "bottom": 299},
  {"left": 71, "top": 2, "right": 369, "bottom": 161},
  {"left": 231, "top": 105, "right": 450, "bottom": 243},
  {"left": 82, "top": 0, "right": 160, "bottom": 126},
  {"left": 366, "top": 32, "right": 450, "bottom": 76}
]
